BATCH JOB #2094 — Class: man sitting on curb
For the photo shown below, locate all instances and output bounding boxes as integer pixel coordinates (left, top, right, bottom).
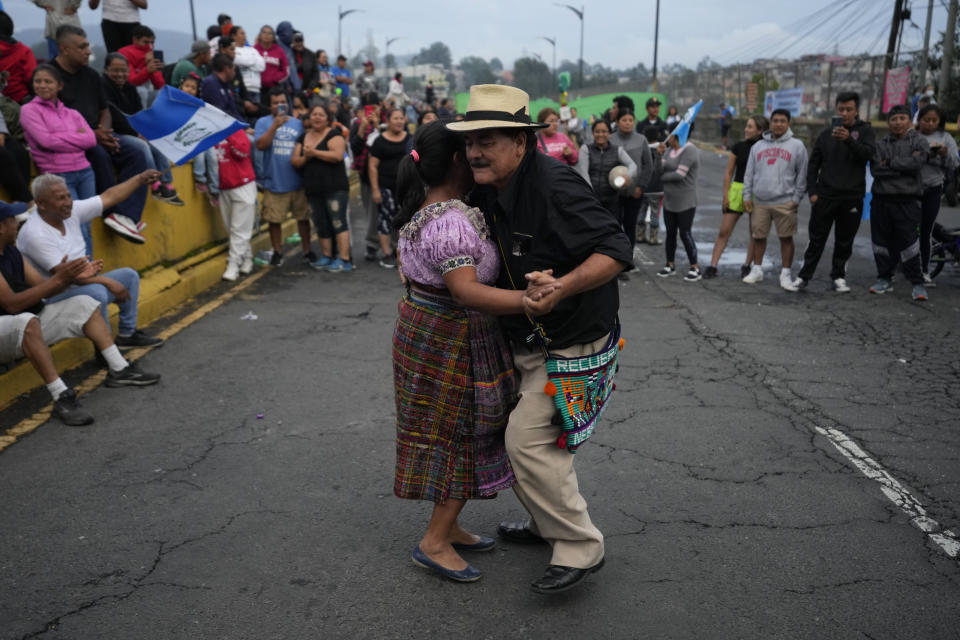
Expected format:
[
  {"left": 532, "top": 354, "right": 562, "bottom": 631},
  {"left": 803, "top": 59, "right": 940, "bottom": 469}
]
[
  {"left": 0, "top": 202, "right": 160, "bottom": 427},
  {"left": 16, "top": 171, "right": 165, "bottom": 351}
]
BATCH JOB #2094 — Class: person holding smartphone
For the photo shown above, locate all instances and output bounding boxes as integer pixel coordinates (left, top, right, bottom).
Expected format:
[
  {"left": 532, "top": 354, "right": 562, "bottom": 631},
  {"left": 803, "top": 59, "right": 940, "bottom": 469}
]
[
  {"left": 916, "top": 104, "right": 959, "bottom": 282},
  {"left": 794, "top": 92, "right": 875, "bottom": 292}
]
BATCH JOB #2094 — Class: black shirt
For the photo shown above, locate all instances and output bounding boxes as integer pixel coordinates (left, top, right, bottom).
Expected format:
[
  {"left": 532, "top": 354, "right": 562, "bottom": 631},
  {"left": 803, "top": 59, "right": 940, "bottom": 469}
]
[
  {"left": 639, "top": 117, "right": 668, "bottom": 142},
  {"left": 50, "top": 60, "right": 108, "bottom": 129},
  {"left": 470, "top": 152, "right": 633, "bottom": 349},
  {"left": 298, "top": 129, "right": 349, "bottom": 195},
  {"left": 0, "top": 245, "right": 42, "bottom": 315},
  {"left": 102, "top": 75, "right": 143, "bottom": 137},
  {"left": 370, "top": 133, "right": 409, "bottom": 192},
  {"left": 732, "top": 138, "right": 759, "bottom": 183}
]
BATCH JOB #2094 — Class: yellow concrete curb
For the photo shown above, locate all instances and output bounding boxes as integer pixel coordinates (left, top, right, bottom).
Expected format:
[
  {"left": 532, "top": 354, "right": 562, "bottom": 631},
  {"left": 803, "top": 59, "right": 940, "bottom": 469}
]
[{"left": 0, "top": 219, "right": 300, "bottom": 413}]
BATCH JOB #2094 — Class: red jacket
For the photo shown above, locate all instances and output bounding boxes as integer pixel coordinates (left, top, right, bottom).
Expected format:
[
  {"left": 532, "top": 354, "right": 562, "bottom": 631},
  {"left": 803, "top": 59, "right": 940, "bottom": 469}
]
[
  {"left": 118, "top": 43, "right": 165, "bottom": 89},
  {"left": 0, "top": 39, "right": 38, "bottom": 103},
  {"left": 254, "top": 43, "right": 288, "bottom": 89},
  {"left": 216, "top": 130, "right": 255, "bottom": 191}
]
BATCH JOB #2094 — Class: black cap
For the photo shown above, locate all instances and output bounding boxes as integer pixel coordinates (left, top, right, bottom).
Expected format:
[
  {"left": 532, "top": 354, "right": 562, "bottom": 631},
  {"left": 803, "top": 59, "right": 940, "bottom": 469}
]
[{"left": 646, "top": 97, "right": 662, "bottom": 107}]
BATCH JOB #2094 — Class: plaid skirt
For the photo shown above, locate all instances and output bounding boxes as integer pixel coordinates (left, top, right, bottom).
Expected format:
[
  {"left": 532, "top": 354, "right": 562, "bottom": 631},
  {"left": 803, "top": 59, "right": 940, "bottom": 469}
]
[{"left": 393, "top": 288, "right": 518, "bottom": 503}]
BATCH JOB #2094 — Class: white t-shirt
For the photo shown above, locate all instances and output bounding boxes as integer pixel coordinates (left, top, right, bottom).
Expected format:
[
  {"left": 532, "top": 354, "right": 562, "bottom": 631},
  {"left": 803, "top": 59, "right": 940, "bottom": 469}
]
[
  {"left": 16, "top": 197, "right": 104, "bottom": 278},
  {"left": 102, "top": 0, "right": 141, "bottom": 23}
]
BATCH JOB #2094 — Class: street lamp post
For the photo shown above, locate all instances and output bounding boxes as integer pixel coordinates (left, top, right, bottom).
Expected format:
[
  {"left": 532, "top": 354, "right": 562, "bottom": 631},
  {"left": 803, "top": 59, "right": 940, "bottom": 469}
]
[
  {"left": 652, "top": 0, "right": 660, "bottom": 91},
  {"left": 337, "top": 5, "right": 362, "bottom": 57},
  {"left": 539, "top": 36, "right": 556, "bottom": 87},
  {"left": 386, "top": 36, "right": 403, "bottom": 77},
  {"left": 554, "top": 4, "right": 583, "bottom": 88}
]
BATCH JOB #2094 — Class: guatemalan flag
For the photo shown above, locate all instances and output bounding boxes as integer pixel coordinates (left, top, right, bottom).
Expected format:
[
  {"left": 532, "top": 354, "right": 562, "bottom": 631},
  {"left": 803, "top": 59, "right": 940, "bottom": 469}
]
[
  {"left": 670, "top": 99, "right": 703, "bottom": 147},
  {"left": 128, "top": 86, "right": 247, "bottom": 166}
]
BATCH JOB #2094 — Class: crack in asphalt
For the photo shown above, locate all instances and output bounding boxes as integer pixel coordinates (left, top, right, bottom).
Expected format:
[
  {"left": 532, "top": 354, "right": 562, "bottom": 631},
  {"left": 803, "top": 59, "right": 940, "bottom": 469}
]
[
  {"left": 643, "top": 276, "right": 960, "bottom": 565},
  {"left": 17, "top": 509, "right": 287, "bottom": 639}
]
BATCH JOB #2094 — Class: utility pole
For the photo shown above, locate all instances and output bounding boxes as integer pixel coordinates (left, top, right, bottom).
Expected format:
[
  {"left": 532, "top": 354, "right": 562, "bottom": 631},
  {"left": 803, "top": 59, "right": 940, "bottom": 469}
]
[
  {"left": 652, "top": 0, "right": 660, "bottom": 91},
  {"left": 825, "top": 61, "right": 834, "bottom": 115},
  {"left": 884, "top": 0, "right": 905, "bottom": 76},
  {"left": 188, "top": 0, "right": 197, "bottom": 41},
  {"left": 737, "top": 63, "right": 742, "bottom": 114},
  {"left": 918, "top": 0, "right": 934, "bottom": 85},
  {"left": 943, "top": 0, "right": 958, "bottom": 103}
]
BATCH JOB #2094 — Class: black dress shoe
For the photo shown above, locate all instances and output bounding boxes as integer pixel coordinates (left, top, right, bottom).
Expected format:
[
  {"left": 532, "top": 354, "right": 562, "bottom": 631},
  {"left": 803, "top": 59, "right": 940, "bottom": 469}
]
[
  {"left": 497, "top": 520, "right": 546, "bottom": 544},
  {"left": 530, "top": 558, "right": 604, "bottom": 595}
]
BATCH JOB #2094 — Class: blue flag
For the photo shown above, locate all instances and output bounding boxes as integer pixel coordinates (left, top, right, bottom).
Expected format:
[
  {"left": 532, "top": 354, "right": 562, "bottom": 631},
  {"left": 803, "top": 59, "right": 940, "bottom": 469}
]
[
  {"left": 128, "top": 86, "right": 247, "bottom": 166},
  {"left": 671, "top": 99, "right": 703, "bottom": 147}
]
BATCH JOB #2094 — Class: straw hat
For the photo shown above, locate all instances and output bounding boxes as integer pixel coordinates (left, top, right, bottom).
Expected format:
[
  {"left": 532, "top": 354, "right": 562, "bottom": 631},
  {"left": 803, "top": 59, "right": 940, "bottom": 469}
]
[{"left": 446, "top": 84, "right": 548, "bottom": 132}]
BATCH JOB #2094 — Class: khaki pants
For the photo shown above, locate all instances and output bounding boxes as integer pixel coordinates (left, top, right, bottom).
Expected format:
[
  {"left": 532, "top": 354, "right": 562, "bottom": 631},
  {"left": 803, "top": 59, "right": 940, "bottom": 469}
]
[{"left": 506, "top": 335, "right": 606, "bottom": 569}]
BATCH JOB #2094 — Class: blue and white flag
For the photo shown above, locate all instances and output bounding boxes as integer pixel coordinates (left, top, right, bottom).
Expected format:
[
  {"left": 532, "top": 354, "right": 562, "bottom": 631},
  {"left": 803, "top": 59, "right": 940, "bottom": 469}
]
[
  {"left": 670, "top": 99, "right": 703, "bottom": 147},
  {"left": 128, "top": 86, "right": 247, "bottom": 166}
]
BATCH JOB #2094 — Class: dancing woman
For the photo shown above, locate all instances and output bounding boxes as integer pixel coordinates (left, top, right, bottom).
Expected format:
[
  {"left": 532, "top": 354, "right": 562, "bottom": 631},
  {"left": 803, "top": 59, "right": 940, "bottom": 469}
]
[{"left": 392, "top": 122, "right": 552, "bottom": 583}]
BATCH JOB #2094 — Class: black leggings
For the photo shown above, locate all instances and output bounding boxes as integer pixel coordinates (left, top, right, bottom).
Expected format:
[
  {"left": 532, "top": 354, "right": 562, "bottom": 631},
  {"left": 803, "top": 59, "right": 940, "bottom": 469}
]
[
  {"left": 920, "top": 184, "right": 943, "bottom": 273},
  {"left": 619, "top": 196, "right": 642, "bottom": 249},
  {"left": 664, "top": 207, "right": 697, "bottom": 265}
]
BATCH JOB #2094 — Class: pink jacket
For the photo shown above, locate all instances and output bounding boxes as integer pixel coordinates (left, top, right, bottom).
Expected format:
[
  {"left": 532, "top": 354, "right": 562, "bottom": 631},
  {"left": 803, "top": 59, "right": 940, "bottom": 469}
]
[
  {"left": 537, "top": 130, "right": 579, "bottom": 165},
  {"left": 20, "top": 96, "right": 96, "bottom": 174}
]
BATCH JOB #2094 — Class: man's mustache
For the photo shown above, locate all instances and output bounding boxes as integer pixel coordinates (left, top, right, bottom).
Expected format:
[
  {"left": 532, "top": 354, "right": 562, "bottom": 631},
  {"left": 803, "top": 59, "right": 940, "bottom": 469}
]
[{"left": 469, "top": 161, "right": 491, "bottom": 169}]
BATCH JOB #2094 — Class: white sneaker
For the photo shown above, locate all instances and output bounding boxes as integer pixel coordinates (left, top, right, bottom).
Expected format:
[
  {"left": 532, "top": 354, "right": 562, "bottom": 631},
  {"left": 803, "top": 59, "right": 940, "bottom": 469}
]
[
  {"left": 222, "top": 262, "right": 239, "bottom": 282},
  {"left": 742, "top": 265, "right": 763, "bottom": 284},
  {"left": 104, "top": 214, "right": 145, "bottom": 244},
  {"left": 780, "top": 272, "right": 798, "bottom": 292},
  {"left": 832, "top": 278, "right": 851, "bottom": 293},
  {"left": 239, "top": 255, "right": 254, "bottom": 275},
  {"left": 656, "top": 265, "right": 676, "bottom": 277}
]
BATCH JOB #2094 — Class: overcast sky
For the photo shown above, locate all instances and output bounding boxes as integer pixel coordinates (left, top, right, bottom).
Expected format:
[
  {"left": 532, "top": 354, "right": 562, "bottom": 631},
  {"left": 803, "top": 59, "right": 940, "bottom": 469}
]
[{"left": 4, "top": 0, "right": 949, "bottom": 69}]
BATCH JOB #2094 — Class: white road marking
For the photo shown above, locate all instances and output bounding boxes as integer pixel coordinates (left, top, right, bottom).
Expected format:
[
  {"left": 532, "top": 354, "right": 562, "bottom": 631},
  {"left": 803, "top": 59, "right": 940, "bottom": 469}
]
[
  {"left": 633, "top": 246, "right": 656, "bottom": 266},
  {"left": 815, "top": 426, "right": 960, "bottom": 559}
]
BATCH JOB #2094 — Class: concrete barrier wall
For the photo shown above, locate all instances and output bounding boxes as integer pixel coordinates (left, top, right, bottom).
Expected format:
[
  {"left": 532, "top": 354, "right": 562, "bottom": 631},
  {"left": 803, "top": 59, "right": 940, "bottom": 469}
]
[{"left": 0, "top": 163, "right": 299, "bottom": 411}]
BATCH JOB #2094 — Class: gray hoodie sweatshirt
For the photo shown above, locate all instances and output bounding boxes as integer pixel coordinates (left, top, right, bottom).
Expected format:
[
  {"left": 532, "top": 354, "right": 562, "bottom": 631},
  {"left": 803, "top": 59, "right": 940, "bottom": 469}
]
[
  {"left": 920, "top": 130, "right": 959, "bottom": 189},
  {"left": 743, "top": 128, "right": 809, "bottom": 205},
  {"left": 660, "top": 142, "right": 699, "bottom": 211}
]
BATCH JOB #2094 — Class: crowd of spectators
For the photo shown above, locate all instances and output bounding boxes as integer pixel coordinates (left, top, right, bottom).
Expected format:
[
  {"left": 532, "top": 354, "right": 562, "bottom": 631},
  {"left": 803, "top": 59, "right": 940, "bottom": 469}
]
[
  {"left": 0, "top": 3, "right": 465, "bottom": 424},
  {"left": 1, "top": 2, "right": 958, "bottom": 425}
]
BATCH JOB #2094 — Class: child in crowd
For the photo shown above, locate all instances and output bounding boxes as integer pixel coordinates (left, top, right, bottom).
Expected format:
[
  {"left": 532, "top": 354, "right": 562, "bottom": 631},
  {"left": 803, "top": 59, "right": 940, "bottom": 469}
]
[
  {"left": 215, "top": 129, "right": 256, "bottom": 281},
  {"left": 641, "top": 125, "right": 665, "bottom": 245},
  {"left": 180, "top": 73, "right": 219, "bottom": 207}
]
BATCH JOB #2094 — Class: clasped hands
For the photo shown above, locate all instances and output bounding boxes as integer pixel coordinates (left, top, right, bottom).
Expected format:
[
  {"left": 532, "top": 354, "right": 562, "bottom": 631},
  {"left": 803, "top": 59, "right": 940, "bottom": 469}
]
[{"left": 522, "top": 269, "right": 563, "bottom": 316}]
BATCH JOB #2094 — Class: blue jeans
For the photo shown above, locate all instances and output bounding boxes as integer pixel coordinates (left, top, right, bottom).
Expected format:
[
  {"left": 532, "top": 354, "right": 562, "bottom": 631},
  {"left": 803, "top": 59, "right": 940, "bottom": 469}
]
[
  {"left": 85, "top": 138, "right": 148, "bottom": 223},
  {"left": 192, "top": 148, "right": 219, "bottom": 195},
  {"left": 58, "top": 167, "right": 97, "bottom": 257},
  {"left": 46, "top": 267, "right": 140, "bottom": 336},
  {"left": 119, "top": 135, "right": 172, "bottom": 184}
]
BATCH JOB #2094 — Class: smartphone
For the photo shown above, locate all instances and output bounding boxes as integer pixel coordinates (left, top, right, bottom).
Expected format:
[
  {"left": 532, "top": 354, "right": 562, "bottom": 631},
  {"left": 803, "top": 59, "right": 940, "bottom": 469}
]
[
  {"left": 364, "top": 105, "right": 376, "bottom": 118},
  {"left": 831, "top": 115, "right": 843, "bottom": 129},
  {"left": 277, "top": 103, "right": 288, "bottom": 116},
  {"left": 153, "top": 49, "right": 164, "bottom": 63}
]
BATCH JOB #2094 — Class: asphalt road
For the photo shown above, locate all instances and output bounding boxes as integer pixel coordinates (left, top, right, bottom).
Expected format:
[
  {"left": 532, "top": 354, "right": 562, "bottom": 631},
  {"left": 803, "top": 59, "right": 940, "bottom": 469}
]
[{"left": 2, "top": 149, "right": 959, "bottom": 640}]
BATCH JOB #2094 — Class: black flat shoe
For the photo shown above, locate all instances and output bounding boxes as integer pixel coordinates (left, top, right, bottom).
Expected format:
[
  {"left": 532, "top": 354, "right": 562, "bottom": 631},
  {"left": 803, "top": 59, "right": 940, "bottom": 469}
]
[
  {"left": 530, "top": 558, "right": 604, "bottom": 595},
  {"left": 497, "top": 520, "right": 546, "bottom": 544}
]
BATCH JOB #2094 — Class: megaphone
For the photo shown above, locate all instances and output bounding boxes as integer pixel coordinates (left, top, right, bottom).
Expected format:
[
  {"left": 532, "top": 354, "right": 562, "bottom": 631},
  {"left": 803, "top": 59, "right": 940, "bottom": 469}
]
[{"left": 608, "top": 165, "right": 630, "bottom": 190}]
